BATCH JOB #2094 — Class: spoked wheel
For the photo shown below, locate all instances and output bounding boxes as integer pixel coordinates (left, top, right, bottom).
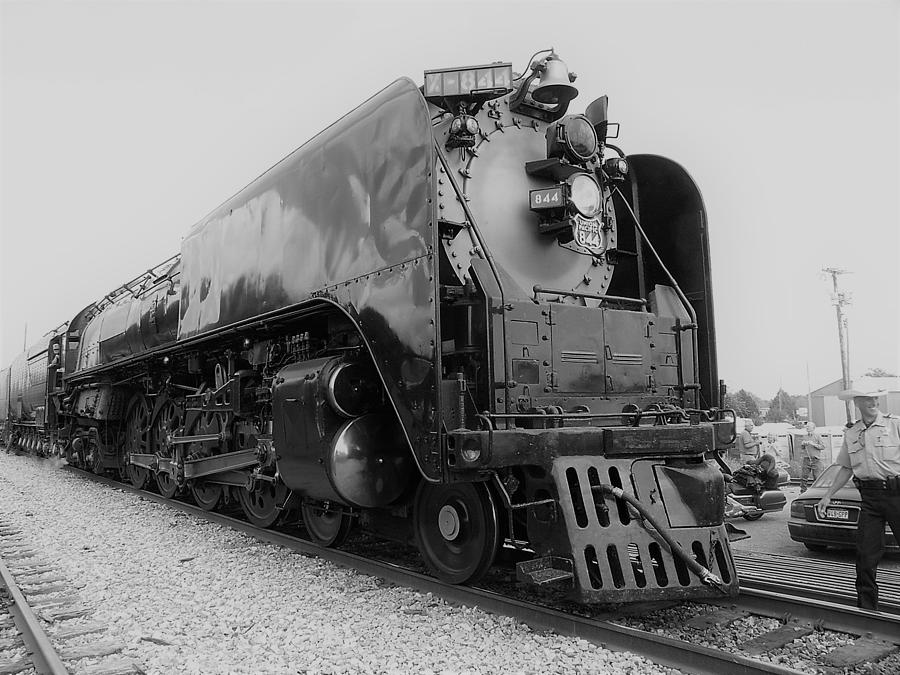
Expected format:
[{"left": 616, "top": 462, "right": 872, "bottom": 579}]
[
  {"left": 185, "top": 411, "right": 230, "bottom": 511},
  {"left": 153, "top": 400, "right": 181, "bottom": 499},
  {"left": 301, "top": 502, "right": 353, "bottom": 547},
  {"left": 190, "top": 482, "right": 223, "bottom": 511},
  {"left": 238, "top": 481, "right": 289, "bottom": 528},
  {"left": 89, "top": 441, "right": 105, "bottom": 475},
  {"left": 124, "top": 396, "right": 153, "bottom": 488},
  {"left": 413, "top": 481, "right": 500, "bottom": 585}
]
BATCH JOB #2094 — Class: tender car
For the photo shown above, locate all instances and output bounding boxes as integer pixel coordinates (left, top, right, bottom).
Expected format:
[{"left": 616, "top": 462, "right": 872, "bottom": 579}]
[{"left": 789, "top": 464, "right": 900, "bottom": 552}]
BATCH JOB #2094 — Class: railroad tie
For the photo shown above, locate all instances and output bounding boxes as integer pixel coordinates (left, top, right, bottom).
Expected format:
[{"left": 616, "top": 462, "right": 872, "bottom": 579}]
[
  {"left": 40, "top": 604, "right": 92, "bottom": 622},
  {"left": 821, "top": 637, "right": 899, "bottom": 667},
  {"left": 685, "top": 607, "right": 746, "bottom": 629},
  {"left": 0, "top": 657, "right": 32, "bottom": 675},
  {"left": 77, "top": 658, "right": 145, "bottom": 675},
  {"left": 740, "top": 623, "right": 813, "bottom": 655},
  {"left": 59, "top": 638, "right": 127, "bottom": 661},
  {"left": 50, "top": 621, "right": 107, "bottom": 641}
]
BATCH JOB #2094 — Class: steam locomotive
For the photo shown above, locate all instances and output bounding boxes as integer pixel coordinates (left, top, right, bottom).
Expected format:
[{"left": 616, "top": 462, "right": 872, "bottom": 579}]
[{"left": 1, "top": 50, "right": 739, "bottom": 603}]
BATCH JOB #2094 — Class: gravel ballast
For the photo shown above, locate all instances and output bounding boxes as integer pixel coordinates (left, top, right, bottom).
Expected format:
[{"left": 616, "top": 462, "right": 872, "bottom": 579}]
[{"left": 0, "top": 453, "right": 679, "bottom": 675}]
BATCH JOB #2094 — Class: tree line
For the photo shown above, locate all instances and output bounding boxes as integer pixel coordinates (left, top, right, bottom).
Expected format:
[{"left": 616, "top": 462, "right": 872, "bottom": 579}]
[{"left": 724, "top": 368, "right": 895, "bottom": 424}]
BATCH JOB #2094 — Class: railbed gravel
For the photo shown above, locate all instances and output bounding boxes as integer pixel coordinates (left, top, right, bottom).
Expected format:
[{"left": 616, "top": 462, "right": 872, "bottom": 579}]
[{"left": 0, "top": 453, "right": 680, "bottom": 675}]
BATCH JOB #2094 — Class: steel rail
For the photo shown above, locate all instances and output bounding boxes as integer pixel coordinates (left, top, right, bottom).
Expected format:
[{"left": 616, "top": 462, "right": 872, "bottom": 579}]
[
  {"left": 735, "top": 552, "right": 900, "bottom": 614},
  {"left": 68, "top": 468, "right": 800, "bottom": 675},
  {"left": 0, "top": 554, "right": 69, "bottom": 675},
  {"left": 733, "top": 586, "right": 900, "bottom": 643}
]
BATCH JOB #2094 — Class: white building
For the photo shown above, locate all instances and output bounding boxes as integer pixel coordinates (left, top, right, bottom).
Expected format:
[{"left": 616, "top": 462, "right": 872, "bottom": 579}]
[{"left": 809, "top": 376, "right": 900, "bottom": 426}]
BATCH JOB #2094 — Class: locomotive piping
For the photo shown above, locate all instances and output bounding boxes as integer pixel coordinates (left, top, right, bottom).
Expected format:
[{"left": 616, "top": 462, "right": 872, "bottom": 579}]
[
  {"left": 432, "top": 141, "right": 510, "bottom": 414},
  {"left": 597, "top": 484, "right": 729, "bottom": 594}
]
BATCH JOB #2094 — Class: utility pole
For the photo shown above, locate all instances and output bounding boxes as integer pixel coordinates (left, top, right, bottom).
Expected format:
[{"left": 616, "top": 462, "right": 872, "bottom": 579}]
[{"left": 824, "top": 267, "right": 853, "bottom": 425}]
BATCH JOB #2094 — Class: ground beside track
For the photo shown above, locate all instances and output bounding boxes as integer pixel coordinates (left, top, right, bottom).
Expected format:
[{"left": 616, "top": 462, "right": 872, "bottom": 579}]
[{"left": 0, "top": 452, "right": 679, "bottom": 675}]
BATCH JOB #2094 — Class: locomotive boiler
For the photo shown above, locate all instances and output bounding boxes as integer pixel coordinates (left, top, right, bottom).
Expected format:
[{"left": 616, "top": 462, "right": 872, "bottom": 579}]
[{"left": 0, "top": 50, "right": 739, "bottom": 602}]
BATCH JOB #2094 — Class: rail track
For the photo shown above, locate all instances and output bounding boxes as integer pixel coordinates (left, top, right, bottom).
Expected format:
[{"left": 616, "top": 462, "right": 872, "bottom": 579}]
[
  {"left": 738, "top": 550, "right": 900, "bottom": 614},
  {"left": 0, "top": 509, "right": 142, "bottom": 674},
  {"left": 0, "top": 536, "right": 69, "bottom": 675},
  {"left": 57, "top": 466, "right": 899, "bottom": 675}
]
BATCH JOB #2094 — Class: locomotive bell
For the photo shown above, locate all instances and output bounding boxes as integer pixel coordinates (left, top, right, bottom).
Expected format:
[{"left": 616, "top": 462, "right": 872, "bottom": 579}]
[{"left": 532, "top": 55, "right": 578, "bottom": 105}]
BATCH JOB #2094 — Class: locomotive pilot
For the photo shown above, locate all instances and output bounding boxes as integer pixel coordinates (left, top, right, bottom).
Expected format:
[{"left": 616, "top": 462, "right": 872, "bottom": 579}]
[{"left": 816, "top": 389, "right": 900, "bottom": 611}]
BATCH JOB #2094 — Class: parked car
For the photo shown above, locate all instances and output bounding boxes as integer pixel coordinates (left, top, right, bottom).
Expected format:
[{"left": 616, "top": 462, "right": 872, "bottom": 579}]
[{"left": 788, "top": 464, "right": 900, "bottom": 552}]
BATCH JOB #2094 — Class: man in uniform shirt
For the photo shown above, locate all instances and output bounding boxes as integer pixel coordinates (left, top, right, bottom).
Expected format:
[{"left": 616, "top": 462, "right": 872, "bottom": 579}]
[
  {"left": 816, "top": 389, "right": 900, "bottom": 611},
  {"left": 799, "top": 422, "right": 826, "bottom": 492}
]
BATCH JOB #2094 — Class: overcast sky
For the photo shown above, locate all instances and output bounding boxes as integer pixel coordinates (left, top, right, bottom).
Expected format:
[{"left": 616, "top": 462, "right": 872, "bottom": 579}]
[{"left": 1, "top": 0, "right": 898, "bottom": 399}]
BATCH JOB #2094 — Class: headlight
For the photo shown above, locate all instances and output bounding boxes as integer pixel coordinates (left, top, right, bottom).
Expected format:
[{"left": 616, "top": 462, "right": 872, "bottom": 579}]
[
  {"left": 568, "top": 174, "right": 601, "bottom": 217},
  {"left": 547, "top": 115, "right": 599, "bottom": 163},
  {"left": 459, "top": 439, "right": 481, "bottom": 463},
  {"left": 465, "top": 116, "right": 479, "bottom": 134}
]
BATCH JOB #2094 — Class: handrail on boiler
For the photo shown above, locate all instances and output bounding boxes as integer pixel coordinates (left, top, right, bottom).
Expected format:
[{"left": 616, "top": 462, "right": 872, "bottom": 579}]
[{"left": 532, "top": 285, "right": 648, "bottom": 308}]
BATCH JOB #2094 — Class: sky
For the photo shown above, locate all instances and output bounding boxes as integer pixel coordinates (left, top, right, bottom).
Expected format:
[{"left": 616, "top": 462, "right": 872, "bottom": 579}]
[{"left": 1, "top": 0, "right": 898, "bottom": 399}]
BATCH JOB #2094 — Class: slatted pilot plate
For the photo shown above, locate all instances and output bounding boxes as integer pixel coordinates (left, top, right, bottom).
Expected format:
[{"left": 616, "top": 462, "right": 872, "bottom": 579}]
[{"left": 602, "top": 425, "right": 714, "bottom": 457}]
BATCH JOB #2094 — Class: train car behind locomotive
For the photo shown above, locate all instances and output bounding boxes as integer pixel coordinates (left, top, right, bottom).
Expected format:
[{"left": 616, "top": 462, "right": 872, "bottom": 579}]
[{"left": 3, "top": 50, "right": 738, "bottom": 603}]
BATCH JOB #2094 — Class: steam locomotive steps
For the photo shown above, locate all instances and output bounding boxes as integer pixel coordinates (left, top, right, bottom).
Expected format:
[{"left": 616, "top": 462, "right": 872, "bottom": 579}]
[
  {"left": 0, "top": 515, "right": 141, "bottom": 675},
  {"left": 67, "top": 469, "right": 900, "bottom": 675}
]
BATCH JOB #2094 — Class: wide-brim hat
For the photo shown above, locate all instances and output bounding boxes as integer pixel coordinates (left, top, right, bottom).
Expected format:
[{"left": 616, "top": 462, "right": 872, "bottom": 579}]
[{"left": 837, "top": 388, "right": 888, "bottom": 401}]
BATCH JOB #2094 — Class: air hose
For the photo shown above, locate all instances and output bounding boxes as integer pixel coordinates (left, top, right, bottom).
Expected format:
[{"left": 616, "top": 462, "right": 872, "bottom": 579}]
[{"left": 597, "top": 484, "right": 729, "bottom": 594}]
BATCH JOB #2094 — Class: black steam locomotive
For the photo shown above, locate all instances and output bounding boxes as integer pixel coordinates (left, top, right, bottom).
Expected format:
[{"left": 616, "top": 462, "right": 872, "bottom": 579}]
[{"left": 1, "top": 50, "right": 738, "bottom": 602}]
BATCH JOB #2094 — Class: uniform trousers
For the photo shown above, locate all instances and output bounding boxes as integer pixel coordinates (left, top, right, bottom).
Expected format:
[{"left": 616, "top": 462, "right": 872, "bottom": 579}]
[
  {"left": 855, "top": 487, "right": 900, "bottom": 610},
  {"left": 800, "top": 457, "right": 822, "bottom": 491}
]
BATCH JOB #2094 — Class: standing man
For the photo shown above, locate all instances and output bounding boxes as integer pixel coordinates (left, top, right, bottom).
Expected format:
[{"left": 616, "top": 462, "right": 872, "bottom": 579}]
[
  {"left": 737, "top": 420, "right": 760, "bottom": 463},
  {"left": 816, "top": 389, "right": 900, "bottom": 611},
  {"left": 799, "top": 421, "right": 826, "bottom": 492},
  {"left": 763, "top": 432, "right": 780, "bottom": 459}
]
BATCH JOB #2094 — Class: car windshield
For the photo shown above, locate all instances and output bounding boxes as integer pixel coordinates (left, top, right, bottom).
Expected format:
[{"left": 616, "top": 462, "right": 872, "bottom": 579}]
[{"left": 811, "top": 464, "right": 843, "bottom": 489}]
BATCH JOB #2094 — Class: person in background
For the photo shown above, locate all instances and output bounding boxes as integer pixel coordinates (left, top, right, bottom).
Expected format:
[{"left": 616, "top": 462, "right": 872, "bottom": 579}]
[
  {"left": 816, "top": 389, "right": 900, "bottom": 611},
  {"left": 763, "top": 432, "right": 779, "bottom": 458},
  {"left": 747, "top": 453, "right": 780, "bottom": 490},
  {"left": 799, "top": 421, "right": 826, "bottom": 492},
  {"left": 737, "top": 420, "right": 760, "bottom": 463}
]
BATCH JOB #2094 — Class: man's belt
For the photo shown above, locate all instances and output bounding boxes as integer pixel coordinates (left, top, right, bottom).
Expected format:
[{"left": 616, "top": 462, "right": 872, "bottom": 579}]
[{"left": 853, "top": 476, "right": 900, "bottom": 491}]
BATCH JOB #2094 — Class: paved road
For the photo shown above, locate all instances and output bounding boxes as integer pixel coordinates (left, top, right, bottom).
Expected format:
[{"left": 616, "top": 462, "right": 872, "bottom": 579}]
[{"left": 730, "top": 484, "right": 900, "bottom": 572}]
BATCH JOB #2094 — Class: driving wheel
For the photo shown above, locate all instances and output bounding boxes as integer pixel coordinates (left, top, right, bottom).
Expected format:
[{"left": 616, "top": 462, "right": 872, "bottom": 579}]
[
  {"left": 124, "top": 396, "right": 153, "bottom": 488},
  {"left": 238, "top": 480, "right": 289, "bottom": 528},
  {"left": 301, "top": 502, "right": 353, "bottom": 547},
  {"left": 413, "top": 481, "right": 500, "bottom": 585},
  {"left": 190, "top": 482, "right": 223, "bottom": 511},
  {"left": 185, "top": 412, "right": 229, "bottom": 510},
  {"left": 153, "top": 400, "right": 181, "bottom": 498}
]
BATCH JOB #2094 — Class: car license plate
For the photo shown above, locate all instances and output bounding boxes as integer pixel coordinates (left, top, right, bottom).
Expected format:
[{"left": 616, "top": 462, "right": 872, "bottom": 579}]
[{"left": 825, "top": 508, "right": 849, "bottom": 520}]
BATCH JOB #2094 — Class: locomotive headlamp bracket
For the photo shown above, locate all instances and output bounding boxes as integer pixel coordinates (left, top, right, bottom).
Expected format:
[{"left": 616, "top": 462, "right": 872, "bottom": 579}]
[{"left": 528, "top": 171, "right": 607, "bottom": 254}]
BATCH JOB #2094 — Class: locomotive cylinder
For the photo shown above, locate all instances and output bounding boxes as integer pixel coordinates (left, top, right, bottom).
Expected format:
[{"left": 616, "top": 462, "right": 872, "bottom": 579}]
[{"left": 273, "top": 356, "right": 411, "bottom": 508}]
